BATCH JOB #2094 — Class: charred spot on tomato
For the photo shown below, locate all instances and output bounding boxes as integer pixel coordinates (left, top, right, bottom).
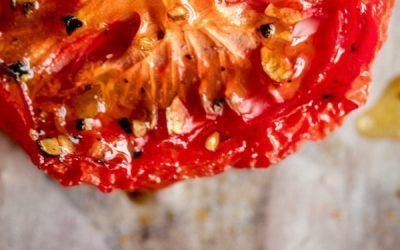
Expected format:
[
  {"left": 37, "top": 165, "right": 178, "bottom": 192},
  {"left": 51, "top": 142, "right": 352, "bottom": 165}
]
[
  {"left": 259, "top": 23, "right": 275, "bottom": 38},
  {"left": 213, "top": 98, "right": 225, "bottom": 113},
  {"left": 76, "top": 119, "right": 86, "bottom": 131},
  {"left": 71, "top": 135, "right": 82, "bottom": 143},
  {"left": 62, "top": 16, "right": 84, "bottom": 35},
  {"left": 132, "top": 149, "right": 143, "bottom": 159},
  {"left": 118, "top": 118, "right": 133, "bottom": 134},
  {"left": 185, "top": 54, "right": 194, "bottom": 60},
  {"left": 75, "top": 118, "right": 94, "bottom": 131},
  {"left": 22, "top": 2, "right": 35, "bottom": 15},
  {"left": 7, "top": 61, "right": 32, "bottom": 81},
  {"left": 10, "top": 1, "right": 38, "bottom": 15},
  {"left": 157, "top": 30, "right": 166, "bottom": 40},
  {"left": 322, "top": 94, "right": 335, "bottom": 100}
]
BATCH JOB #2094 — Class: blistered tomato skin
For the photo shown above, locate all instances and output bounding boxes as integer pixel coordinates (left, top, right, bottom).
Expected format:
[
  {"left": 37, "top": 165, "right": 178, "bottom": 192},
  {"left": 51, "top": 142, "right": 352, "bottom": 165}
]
[{"left": 0, "top": 0, "right": 394, "bottom": 192}]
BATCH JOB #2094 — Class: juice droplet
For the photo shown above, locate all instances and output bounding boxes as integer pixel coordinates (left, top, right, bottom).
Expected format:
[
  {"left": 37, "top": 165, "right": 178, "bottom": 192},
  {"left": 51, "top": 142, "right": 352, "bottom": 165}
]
[{"left": 357, "top": 77, "right": 400, "bottom": 140}]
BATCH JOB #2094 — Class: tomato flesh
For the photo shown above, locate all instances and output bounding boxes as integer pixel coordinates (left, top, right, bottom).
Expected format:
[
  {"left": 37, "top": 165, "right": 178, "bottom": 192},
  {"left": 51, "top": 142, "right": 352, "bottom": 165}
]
[{"left": 0, "top": 0, "right": 394, "bottom": 191}]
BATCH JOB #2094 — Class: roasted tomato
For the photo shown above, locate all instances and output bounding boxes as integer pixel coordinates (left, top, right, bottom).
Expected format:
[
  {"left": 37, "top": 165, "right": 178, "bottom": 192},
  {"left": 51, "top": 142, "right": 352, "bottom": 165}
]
[{"left": 0, "top": 0, "right": 394, "bottom": 192}]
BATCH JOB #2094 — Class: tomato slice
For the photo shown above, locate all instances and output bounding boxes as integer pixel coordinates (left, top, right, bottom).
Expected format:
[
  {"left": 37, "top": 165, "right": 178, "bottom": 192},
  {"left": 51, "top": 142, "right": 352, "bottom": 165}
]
[{"left": 0, "top": 0, "right": 394, "bottom": 192}]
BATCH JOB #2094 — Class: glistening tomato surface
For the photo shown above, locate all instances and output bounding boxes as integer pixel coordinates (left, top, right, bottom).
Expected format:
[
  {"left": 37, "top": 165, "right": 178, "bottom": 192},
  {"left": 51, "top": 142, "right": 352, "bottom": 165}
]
[{"left": 0, "top": 0, "right": 394, "bottom": 192}]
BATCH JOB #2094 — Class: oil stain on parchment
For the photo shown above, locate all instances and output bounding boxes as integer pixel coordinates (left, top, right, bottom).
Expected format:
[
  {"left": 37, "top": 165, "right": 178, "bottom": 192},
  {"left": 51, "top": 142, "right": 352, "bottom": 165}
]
[{"left": 357, "top": 77, "right": 400, "bottom": 140}]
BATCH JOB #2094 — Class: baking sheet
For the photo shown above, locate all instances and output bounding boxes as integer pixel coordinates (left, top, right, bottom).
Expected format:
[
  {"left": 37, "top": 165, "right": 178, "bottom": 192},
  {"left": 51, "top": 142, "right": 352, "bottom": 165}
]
[{"left": 0, "top": 3, "right": 399, "bottom": 250}]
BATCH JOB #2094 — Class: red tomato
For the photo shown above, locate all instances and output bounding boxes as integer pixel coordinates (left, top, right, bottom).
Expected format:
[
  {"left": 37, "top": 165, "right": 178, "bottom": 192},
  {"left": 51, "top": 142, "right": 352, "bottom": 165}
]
[{"left": 0, "top": 0, "right": 394, "bottom": 192}]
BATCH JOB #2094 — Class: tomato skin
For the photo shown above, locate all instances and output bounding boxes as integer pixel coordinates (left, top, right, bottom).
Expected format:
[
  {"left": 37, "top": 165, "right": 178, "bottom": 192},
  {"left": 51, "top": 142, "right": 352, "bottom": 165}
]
[
  {"left": 0, "top": 0, "right": 395, "bottom": 192},
  {"left": 49, "top": 14, "right": 141, "bottom": 75}
]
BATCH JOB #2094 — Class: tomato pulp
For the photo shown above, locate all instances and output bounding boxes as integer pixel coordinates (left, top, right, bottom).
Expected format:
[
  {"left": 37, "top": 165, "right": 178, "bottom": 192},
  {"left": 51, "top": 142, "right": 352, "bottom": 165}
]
[{"left": 0, "top": 0, "right": 394, "bottom": 191}]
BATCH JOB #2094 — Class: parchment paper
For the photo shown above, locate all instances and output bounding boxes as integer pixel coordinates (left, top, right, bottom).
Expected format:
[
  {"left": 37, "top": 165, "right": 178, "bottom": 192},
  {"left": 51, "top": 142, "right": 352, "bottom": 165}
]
[{"left": 0, "top": 3, "right": 399, "bottom": 250}]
